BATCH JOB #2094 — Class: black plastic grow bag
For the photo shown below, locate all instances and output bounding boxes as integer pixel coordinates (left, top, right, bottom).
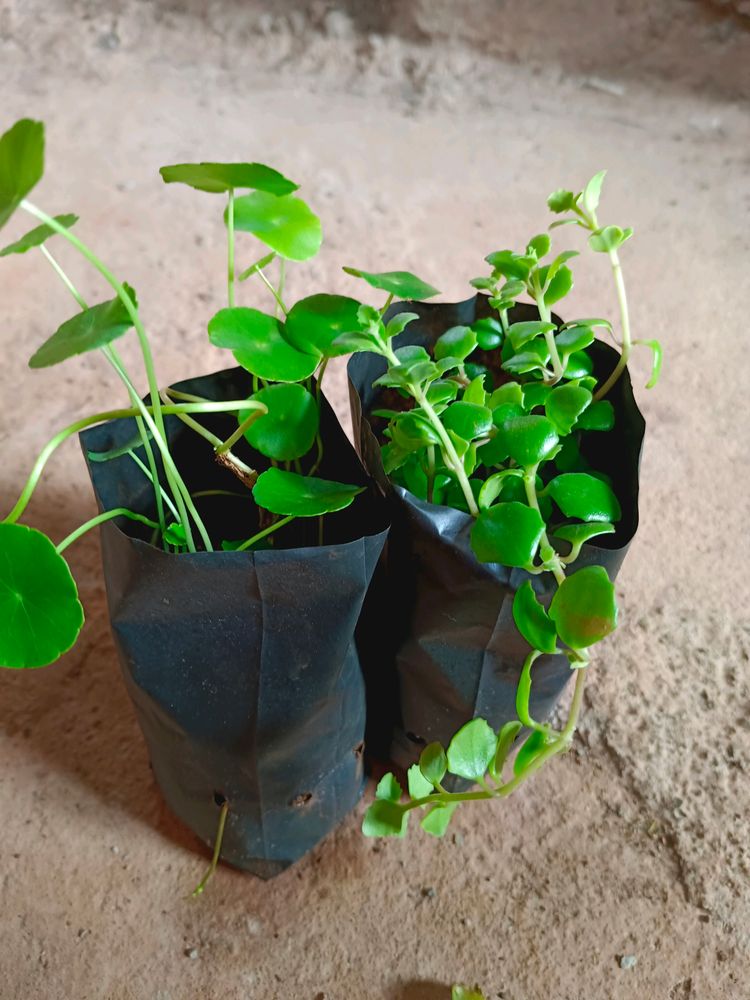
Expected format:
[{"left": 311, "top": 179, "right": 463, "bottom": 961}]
[
  {"left": 80, "top": 366, "right": 389, "bottom": 878},
  {"left": 348, "top": 294, "right": 645, "bottom": 774}
]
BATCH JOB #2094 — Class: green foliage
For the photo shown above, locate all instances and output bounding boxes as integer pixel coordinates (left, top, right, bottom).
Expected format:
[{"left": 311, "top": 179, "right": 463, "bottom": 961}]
[
  {"left": 284, "top": 294, "right": 361, "bottom": 357},
  {"left": 471, "top": 502, "right": 545, "bottom": 568},
  {"left": 446, "top": 718, "right": 497, "bottom": 781},
  {"left": 513, "top": 581, "right": 557, "bottom": 653},
  {"left": 252, "top": 468, "right": 365, "bottom": 517},
  {"left": 0, "top": 118, "right": 44, "bottom": 230},
  {"left": 242, "top": 383, "right": 318, "bottom": 461},
  {"left": 159, "top": 161, "right": 297, "bottom": 195},
  {"left": 230, "top": 191, "right": 322, "bottom": 261},
  {"left": 546, "top": 472, "right": 622, "bottom": 522},
  {"left": 549, "top": 565, "right": 617, "bottom": 648},
  {"left": 0, "top": 523, "right": 84, "bottom": 668},
  {"left": 29, "top": 284, "right": 138, "bottom": 368},
  {"left": 208, "top": 306, "right": 318, "bottom": 381},
  {"left": 343, "top": 265, "right": 439, "bottom": 300},
  {"left": 0, "top": 213, "right": 77, "bottom": 256}
]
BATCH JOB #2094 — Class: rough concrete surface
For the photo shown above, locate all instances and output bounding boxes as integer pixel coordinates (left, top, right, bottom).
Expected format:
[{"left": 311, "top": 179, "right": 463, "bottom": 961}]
[{"left": 1, "top": 2, "right": 749, "bottom": 998}]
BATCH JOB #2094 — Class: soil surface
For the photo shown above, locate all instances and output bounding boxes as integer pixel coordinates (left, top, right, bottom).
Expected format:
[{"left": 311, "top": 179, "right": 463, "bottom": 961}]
[{"left": 1, "top": 3, "right": 749, "bottom": 998}]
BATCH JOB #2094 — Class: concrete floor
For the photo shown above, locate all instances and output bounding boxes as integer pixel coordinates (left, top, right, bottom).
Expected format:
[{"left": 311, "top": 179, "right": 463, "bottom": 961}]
[{"left": 1, "top": 2, "right": 749, "bottom": 997}]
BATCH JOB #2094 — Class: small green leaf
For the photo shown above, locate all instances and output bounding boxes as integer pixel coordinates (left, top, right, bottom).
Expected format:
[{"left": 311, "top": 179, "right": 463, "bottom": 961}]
[
  {"left": 0, "top": 119, "right": 44, "bottom": 230},
  {"left": 527, "top": 233, "right": 551, "bottom": 258},
  {"left": 562, "top": 350, "right": 593, "bottom": 379},
  {"left": 544, "top": 264, "right": 573, "bottom": 305},
  {"left": 472, "top": 317, "right": 503, "bottom": 350},
  {"left": 385, "top": 311, "right": 419, "bottom": 339},
  {"left": 574, "top": 399, "right": 615, "bottom": 431},
  {"left": 471, "top": 502, "right": 545, "bottom": 567},
  {"left": 488, "top": 383, "right": 523, "bottom": 408},
  {"left": 208, "top": 307, "right": 318, "bottom": 381},
  {"left": 419, "top": 742, "right": 448, "bottom": 787},
  {"left": 489, "top": 720, "right": 523, "bottom": 781},
  {"left": 589, "top": 225, "right": 633, "bottom": 253},
  {"left": 284, "top": 293, "right": 361, "bottom": 358},
  {"left": 547, "top": 472, "right": 621, "bottom": 522},
  {"left": 546, "top": 250, "right": 579, "bottom": 283},
  {"left": 252, "top": 468, "right": 364, "bottom": 517},
  {"left": 362, "top": 799, "right": 408, "bottom": 837},
  {"left": 556, "top": 325, "right": 595, "bottom": 356},
  {"left": 552, "top": 522, "right": 615, "bottom": 560},
  {"left": 0, "top": 213, "right": 78, "bottom": 257},
  {"left": 434, "top": 325, "right": 477, "bottom": 361},
  {"left": 513, "top": 581, "right": 557, "bottom": 653},
  {"left": 446, "top": 718, "right": 497, "bottom": 781},
  {"left": 421, "top": 802, "right": 458, "bottom": 837},
  {"left": 513, "top": 729, "right": 549, "bottom": 777},
  {"left": 582, "top": 170, "right": 607, "bottom": 216},
  {"left": 343, "top": 266, "right": 439, "bottom": 300},
  {"left": 376, "top": 772, "right": 403, "bottom": 802},
  {"left": 522, "top": 383, "right": 551, "bottom": 411},
  {"left": 230, "top": 191, "right": 321, "bottom": 261},
  {"left": 407, "top": 764, "right": 434, "bottom": 800},
  {"left": 495, "top": 415, "right": 559, "bottom": 468},
  {"left": 485, "top": 250, "right": 534, "bottom": 281},
  {"left": 159, "top": 161, "right": 297, "bottom": 195},
  {"left": 0, "top": 522, "right": 84, "bottom": 669},
  {"left": 330, "top": 330, "right": 382, "bottom": 354},
  {"left": 545, "top": 384, "right": 592, "bottom": 435},
  {"left": 549, "top": 565, "right": 617, "bottom": 648},
  {"left": 463, "top": 375, "right": 487, "bottom": 406},
  {"left": 426, "top": 380, "right": 459, "bottom": 409},
  {"left": 29, "top": 284, "right": 138, "bottom": 368},
  {"left": 391, "top": 411, "right": 442, "bottom": 451},
  {"left": 547, "top": 188, "right": 576, "bottom": 214},
  {"left": 477, "top": 470, "right": 523, "bottom": 510},
  {"left": 442, "top": 402, "right": 493, "bottom": 441},
  {"left": 163, "top": 522, "right": 187, "bottom": 547},
  {"left": 502, "top": 340, "right": 551, "bottom": 375},
  {"left": 242, "top": 383, "right": 318, "bottom": 461},
  {"left": 507, "top": 320, "right": 556, "bottom": 351}
]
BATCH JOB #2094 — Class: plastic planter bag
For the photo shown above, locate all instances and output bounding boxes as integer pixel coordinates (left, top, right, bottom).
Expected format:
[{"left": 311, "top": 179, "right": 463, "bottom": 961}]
[
  {"left": 348, "top": 294, "right": 645, "bottom": 776},
  {"left": 81, "top": 367, "right": 389, "bottom": 878}
]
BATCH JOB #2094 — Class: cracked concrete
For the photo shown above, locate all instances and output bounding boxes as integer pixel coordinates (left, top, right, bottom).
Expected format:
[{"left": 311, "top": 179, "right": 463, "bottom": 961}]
[{"left": 0, "top": 2, "right": 749, "bottom": 998}]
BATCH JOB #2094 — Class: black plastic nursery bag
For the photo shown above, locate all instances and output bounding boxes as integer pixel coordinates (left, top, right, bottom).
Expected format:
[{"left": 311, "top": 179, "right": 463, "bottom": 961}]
[
  {"left": 81, "top": 367, "right": 389, "bottom": 878},
  {"left": 348, "top": 295, "right": 645, "bottom": 775}
]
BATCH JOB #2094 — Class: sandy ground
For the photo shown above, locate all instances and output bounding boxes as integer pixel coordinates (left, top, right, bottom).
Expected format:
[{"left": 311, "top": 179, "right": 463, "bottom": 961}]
[{"left": 1, "top": 2, "right": 749, "bottom": 998}]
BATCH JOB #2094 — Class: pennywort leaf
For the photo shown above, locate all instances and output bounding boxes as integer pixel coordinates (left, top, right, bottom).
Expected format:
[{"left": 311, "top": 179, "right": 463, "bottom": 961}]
[
  {"left": 0, "top": 213, "right": 78, "bottom": 257},
  {"left": 284, "top": 294, "right": 361, "bottom": 358},
  {"left": 29, "top": 284, "right": 138, "bottom": 368},
  {"left": 343, "top": 266, "right": 439, "bottom": 300},
  {"left": 446, "top": 718, "right": 497, "bottom": 781},
  {"left": 208, "top": 307, "right": 319, "bottom": 381},
  {"left": 253, "top": 468, "right": 364, "bottom": 517},
  {"left": 242, "top": 383, "right": 318, "bottom": 461},
  {"left": 230, "top": 191, "right": 321, "bottom": 261},
  {"left": 159, "top": 161, "right": 297, "bottom": 195},
  {"left": 0, "top": 118, "right": 44, "bottom": 230}
]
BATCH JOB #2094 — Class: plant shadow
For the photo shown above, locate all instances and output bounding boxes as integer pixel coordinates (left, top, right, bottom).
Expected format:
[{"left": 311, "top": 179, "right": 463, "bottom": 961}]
[{"left": 0, "top": 523, "right": 202, "bottom": 859}]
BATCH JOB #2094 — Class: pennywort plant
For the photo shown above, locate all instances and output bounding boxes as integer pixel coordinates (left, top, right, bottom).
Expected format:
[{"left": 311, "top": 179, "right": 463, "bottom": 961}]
[
  {"left": 357, "top": 172, "right": 661, "bottom": 838},
  {"left": 0, "top": 117, "right": 365, "bottom": 670}
]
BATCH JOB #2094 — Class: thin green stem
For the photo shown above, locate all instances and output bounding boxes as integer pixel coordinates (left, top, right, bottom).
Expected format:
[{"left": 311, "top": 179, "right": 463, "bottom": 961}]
[
  {"left": 38, "top": 245, "right": 168, "bottom": 537},
  {"left": 236, "top": 514, "right": 295, "bottom": 552},
  {"left": 238, "top": 250, "right": 277, "bottom": 283},
  {"left": 191, "top": 800, "right": 230, "bottom": 898},
  {"left": 227, "top": 189, "right": 236, "bottom": 308},
  {"left": 127, "top": 451, "right": 180, "bottom": 522},
  {"left": 531, "top": 275, "right": 564, "bottom": 384},
  {"left": 56, "top": 508, "right": 159, "bottom": 553},
  {"left": 215, "top": 405, "right": 265, "bottom": 455},
  {"left": 426, "top": 445, "right": 436, "bottom": 503},
  {"left": 3, "top": 402, "right": 264, "bottom": 527},
  {"left": 594, "top": 247, "right": 631, "bottom": 400},
  {"left": 256, "top": 266, "right": 288, "bottom": 316},
  {"left": 277, "top": 257, "right": 286, "bottom": 320},
  {"left": 316, "top": 357, "right": 329, "bottom": 399}
]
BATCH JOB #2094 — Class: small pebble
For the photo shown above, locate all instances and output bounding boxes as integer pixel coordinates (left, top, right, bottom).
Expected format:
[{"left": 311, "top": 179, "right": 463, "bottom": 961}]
[
  {"left": 110, "top": 846, "right": 120, "bottom": 854},
  {"left": 619, "top": 954, "right": 637, "bottom": 970},
  {"left": 185, "top": 947, "right": 199, "bottom": 960},
  {"left": 421, "top": 886, "right": 436, "bottom": 899}
]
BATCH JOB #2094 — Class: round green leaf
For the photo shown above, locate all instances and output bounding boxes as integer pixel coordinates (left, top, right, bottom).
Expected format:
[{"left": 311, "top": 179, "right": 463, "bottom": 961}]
[
  {"left": 495, "top": 415, "right": 559, "bottom": 468},
  {"left": 547, "top": 473, "right": 621, "bottom": 522},
  {"left": 252, "top": 468, "right": 364, "bottom": 517},
  {"left": 562, "top": 350, "right": 593, "bottom": 380},
  {"left": 420, "top": 802, "right": 458, "bottom": 837},
  {"left": 284, "top": 294, "right": 361, "bottom": 357},
  {"left": 522, "top": 383, "right": 551, "bottom": 411},
  {"left": 555, "top": 325, "right": 595, "bottom": 355},
  {"left": 545, "top": 384, "right": 592, "bottom": 435},
  {"left": 407, "top": 764, "right": 434, "bottom": 800},
  {"left": 507, "top": 320, "right": 556, "bottom": 351},
  {"left": 489, "top": 383, "right": 523, "bottom": 408},
  {"left": 513, "top": 581, "right": 558, "bottom": 653},
  {"left": 0, "top": 119, "right": 44, "bottom": 230},
  {"left": 343, "top": 266, "right": 439, "bottom": 300},
  {"left": 242, "top": 383, "right": 319, "bottom": 461},
  {"left": 208, "top": 307, "right": 318, "bottom": 382},
  {"left": 434, "top": 325, "right": 477, "bottom": 361},
  {"left": 549, "top": 565, "right": 617, "bottom": 648},
  {"left": 0, "top": 213, "right": 78, "bottom": 257},
  {"left": 589, "top": 225, "right": 633, "bottom": 254},
  {"left": 446, "top": 718, "right": 497, "bottom": 781},
  {"left": 472, "top": 317, "right": 503, "bottom": 350},
  {"left": 229, "top": 191, "right": 321, "bottom": 261},
  {"left": 484, "top": 250, "right": 534, "bottom": 281},
  {"left": 362, "top": 799, "right": 408, "bottom": 837},
  {"left": 442, "top": 402, "right": 493, "bottom": 441},
  {"left": 419, "top": 742, "right": 448, "bottom": 787},
  {"left": 575, "top": 399, "right": 614, "bottom": 431},
  {"left": 527, "top": 233, "right": 551, "bottom": 258},
  {"left": 0, "top": 522, "right": 84, "bottom": 669},
  {"left": 471, "top": 501, "right": 545, "bottom": 567},
  {"left": 29, "top": 284, "right": 138, "bottom": 369},
  {"left": 391, "top": 411, "right": 441, "bottom": 452},
  {"left": 544, "top": 264, "right": 573, "bottom": 305},
  {"left": 547, "top": 189, "right": 576, "bottom": 213},
  {"left": 159, "top": 161, "right": 297, "bottom": 196}
]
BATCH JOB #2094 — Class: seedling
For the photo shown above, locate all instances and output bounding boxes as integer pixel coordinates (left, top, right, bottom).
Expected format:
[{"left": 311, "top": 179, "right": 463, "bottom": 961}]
[
  {"left": 351, "top": 172, "right": 661, "bottom": 838},
  {"left": 0, "top": 118, "right": 366, "bottom": 670}
]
